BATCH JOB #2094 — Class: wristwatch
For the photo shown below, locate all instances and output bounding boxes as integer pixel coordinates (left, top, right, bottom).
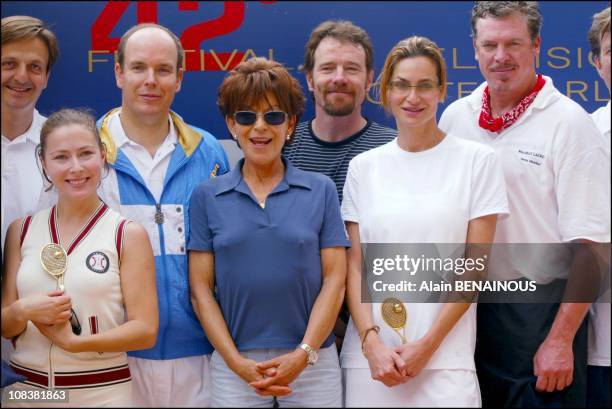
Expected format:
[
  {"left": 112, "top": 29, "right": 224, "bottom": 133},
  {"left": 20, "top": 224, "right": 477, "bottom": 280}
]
[{"left": 298, "top": 343, "right": 318, "bottom": 365}]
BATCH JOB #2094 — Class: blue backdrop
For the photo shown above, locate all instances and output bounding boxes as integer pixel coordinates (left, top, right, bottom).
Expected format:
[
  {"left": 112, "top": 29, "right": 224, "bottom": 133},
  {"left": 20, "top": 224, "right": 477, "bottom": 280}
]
[{"left": 2, "top": 1, "right": 610, "bottom": 145}]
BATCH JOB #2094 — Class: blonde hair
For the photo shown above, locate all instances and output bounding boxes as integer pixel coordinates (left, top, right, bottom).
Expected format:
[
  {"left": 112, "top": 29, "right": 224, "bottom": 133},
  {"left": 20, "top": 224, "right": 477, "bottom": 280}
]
[
  {"left": 588, "top": 7, "right": 611, "bottom": 58},
  {"left": 379, "top": 36, "right": 447, "bottom": 110}
]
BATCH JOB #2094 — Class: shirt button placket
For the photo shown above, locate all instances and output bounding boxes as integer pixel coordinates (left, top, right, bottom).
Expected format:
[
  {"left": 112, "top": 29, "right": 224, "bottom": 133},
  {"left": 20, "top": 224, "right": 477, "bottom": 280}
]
[{"left": 177, "top": 207, "right": 184, "bottom": 253}]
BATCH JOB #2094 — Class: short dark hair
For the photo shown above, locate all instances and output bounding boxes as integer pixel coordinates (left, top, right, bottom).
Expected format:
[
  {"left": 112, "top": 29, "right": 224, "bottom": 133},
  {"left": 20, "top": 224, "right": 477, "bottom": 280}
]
[
  {"left": 471, "top": 1, "right": 542, "bottom": 42},
  {"left": 117, "top": 23, "right": 184, "bottom": 71},
  {"left": 1, "top": 15, "right": 59, "bottom": 72},
  {"left": 302, "top": 20, "right": 374, "bottom": 74},
  {"left": 588, "top": 7, "right": 611, "bottom": 58},
  {"left": 217, "top": 58, "right": 305, "bottom": 143}
]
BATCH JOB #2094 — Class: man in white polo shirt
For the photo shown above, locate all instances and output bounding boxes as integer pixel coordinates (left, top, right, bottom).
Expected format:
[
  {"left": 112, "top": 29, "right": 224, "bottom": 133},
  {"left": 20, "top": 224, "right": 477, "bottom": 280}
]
[
  {"left": 1, "top": 15, "right": 58, "bottom": 250},
  {"left": 1, "top": 15, "right": 59, "bottom": 367},
  {"left": 440, "top": 2, "right": 610, "bottom": 407},
  {"left": 587, "top": 6, "right": 611, "bottom": 408}
]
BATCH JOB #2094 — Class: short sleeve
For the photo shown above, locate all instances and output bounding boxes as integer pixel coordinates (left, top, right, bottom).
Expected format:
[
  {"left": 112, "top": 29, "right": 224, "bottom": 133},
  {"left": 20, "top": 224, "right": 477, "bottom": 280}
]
[
  {"left": 438, "top": 103, "right": 452, "bottom": 133},
  {"left": 320, "top": 177, "right": 351, "bottom": 249},
  {"left": 187, "top": 183, "right": 213, "bottom": 251},
  {"left": 341, "top": 158, "right": 359, "bottom": 223},
  {"left": 555, "top": 115, "right": 611, "bottom": 242},
  {"left": 470, "top": 149, "right": 510, "bottom": 220}
]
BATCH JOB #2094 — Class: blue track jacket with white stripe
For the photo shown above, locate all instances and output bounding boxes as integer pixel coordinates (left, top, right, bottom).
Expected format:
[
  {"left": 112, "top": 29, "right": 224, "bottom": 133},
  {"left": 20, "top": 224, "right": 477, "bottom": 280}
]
[{"left": 97, "top": 108, "right": 230, "bottom": 360}]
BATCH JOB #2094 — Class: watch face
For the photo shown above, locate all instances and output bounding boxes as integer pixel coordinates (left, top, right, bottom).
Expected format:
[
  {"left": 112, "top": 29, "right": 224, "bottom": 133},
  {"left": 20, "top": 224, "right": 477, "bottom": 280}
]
[
  {"left": 300, "top": 343, "right": 318, "bottom": 365},
  {"left": 309, "top": 350, "right": 319, "bottom": 365}
]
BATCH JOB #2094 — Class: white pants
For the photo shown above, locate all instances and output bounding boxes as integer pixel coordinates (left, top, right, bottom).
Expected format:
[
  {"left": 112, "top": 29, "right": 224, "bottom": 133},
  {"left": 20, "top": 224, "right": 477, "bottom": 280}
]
[
  {"left": 128, "top": 355, "right": 210, "bottom": 407},
  {"left": 211, "top": 345, "right": 342, "bottom": 407},
  {"left": 343, "top": 368, "right": 481, "bottom": 407}
]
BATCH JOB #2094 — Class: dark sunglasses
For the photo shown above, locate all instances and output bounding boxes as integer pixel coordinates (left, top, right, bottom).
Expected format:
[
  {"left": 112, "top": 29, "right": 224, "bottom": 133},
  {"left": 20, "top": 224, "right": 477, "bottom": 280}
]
[{"left": 234, "top": 111, "right": 287, "bottom": 126}]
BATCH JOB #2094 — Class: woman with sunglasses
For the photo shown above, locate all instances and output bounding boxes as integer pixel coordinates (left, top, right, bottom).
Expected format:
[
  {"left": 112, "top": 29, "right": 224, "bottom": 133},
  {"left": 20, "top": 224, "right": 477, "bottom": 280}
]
[
  {"left": 340, "top": 37, "right": 509, "bottom": 407},
  {"left": 1, "top": 109, "right": 158, "bottom": 407},
  {"left": 188, "top": 57, "right": 348, "bottom": 407}
]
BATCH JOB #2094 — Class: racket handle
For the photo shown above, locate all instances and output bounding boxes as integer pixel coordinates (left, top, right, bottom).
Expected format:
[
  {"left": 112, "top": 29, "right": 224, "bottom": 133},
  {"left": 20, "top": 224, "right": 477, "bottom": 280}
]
[
  {"left": 395, "top": 329, "right": 407, "bottom": 344},
  {"left": 69, "top": 308, "right": 81, "bottom": 335}
]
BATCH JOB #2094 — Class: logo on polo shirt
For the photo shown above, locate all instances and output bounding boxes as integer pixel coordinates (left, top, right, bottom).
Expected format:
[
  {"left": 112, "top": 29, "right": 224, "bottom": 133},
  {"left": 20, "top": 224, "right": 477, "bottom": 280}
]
[
  {"left": 517, "top": 148, "right": 545, "bottom": 166},
  {"left": 86, "top": 251, "right": 110, "bottom": 274}
]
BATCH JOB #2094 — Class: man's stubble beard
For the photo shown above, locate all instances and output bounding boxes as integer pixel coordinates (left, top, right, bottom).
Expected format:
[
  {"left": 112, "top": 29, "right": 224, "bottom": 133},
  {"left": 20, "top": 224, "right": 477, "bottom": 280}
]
[{"left": 321, "top": 94, "right": 357, "bottom": 117}]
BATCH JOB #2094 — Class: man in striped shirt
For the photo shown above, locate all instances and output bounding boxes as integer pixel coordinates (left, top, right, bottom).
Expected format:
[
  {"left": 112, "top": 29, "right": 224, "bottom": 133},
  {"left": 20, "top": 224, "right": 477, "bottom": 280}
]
[
  {"left": 283, "top": 20, "right": 396, "bottom": 350},
  {"left": 284, "top": 20, "right": 396, "bottom": 204}
]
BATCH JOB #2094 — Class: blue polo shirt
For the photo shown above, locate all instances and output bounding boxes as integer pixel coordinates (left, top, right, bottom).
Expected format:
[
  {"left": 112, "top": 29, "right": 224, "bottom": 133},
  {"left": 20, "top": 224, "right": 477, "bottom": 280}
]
[{"left": 188, "top": 157, "right": 350, "bottom": 351}]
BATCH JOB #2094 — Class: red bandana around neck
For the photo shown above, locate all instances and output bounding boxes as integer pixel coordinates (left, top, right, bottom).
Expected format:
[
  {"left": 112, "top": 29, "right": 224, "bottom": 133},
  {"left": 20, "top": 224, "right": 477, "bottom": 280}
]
[{"left": 479, "top": 74, "right": 546, "bottom": 133}]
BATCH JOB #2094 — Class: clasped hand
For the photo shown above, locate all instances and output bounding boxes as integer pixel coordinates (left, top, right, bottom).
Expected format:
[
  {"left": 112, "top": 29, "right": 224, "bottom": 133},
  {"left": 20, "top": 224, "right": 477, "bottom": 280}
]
[
  {"left": 363, "top": 337, "right": 435, "bottom": 387},
  {"left": 234, "top": 349, "right": 308, "bottom": 397},
  {"left": 21, "top": 290, "right": 72, "bottom": 325},
  {"left": 22, "top": 290, "right": 76, "bottom": 351}
]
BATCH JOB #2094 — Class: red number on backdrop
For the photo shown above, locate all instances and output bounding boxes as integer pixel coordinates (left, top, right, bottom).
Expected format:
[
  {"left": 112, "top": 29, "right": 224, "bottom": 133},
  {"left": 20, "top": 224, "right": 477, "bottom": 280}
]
[
  {"left": 91, "top": 1, "right": 157, "bottom": 51},
  {"left": 91, "top": 1, "right": 130, "bottom": 51},
  {"left": 92, "top": 1, "right": 257, "bottom": 71},
  {"left": 180, "top": 1, "right": 245, "bottom": 71}
]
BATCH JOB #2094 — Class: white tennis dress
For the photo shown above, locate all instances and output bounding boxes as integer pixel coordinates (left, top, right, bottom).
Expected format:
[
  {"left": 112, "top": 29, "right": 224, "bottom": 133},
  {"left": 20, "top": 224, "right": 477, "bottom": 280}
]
[{"left": 6, "top": 203, "right": 132, "bottom": 407}]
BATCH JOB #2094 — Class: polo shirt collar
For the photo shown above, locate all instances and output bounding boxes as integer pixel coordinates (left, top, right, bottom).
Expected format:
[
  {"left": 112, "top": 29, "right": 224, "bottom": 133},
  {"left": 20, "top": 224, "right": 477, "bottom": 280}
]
[
  {"left": 27, "top": 109, "right": 44, "bottom": 144},
  {"left": 214, "top": 156, "right": 312, "bottom": 196},
  {"left": 2, "top": 109, "right": 44, "bottom": 145},
  {"left": 110, "top": 109, "right": 177, "bottom": 149}
]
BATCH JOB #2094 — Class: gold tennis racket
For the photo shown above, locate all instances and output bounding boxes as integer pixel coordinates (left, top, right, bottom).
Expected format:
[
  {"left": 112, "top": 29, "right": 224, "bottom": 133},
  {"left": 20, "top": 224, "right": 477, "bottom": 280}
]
[
  {"left": 40, "top": 243, "right": 67, "bottom": 291},
  {"left": 381, "top": 298, "right": 408, "bottom": 344},
  {"left": 39, "top": 243, "right": 81, "bottom": 335}
]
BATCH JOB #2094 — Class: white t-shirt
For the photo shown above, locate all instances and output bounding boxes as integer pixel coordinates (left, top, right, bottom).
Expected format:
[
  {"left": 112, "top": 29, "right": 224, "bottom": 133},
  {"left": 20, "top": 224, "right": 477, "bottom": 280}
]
[
  {"left": 340, "top": 135, "right": 509, "bottom": 370},
  {"left": 588, "top": 101, "right": 611, "bottom": 367},
  {"left": 440, "top": 76, "right": 611, "bottom": 283},
  {"left": 1, "top": 109, "right": 51, "bottom": 249},
  {"left": 106, "top": 110, "right": 177, "bottom": 202}
]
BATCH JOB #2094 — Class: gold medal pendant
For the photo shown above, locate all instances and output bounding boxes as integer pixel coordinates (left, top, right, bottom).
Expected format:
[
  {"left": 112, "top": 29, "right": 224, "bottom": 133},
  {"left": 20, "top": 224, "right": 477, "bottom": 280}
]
[{"left": 381, "top": 297, "right": 408, "bottom": 344}]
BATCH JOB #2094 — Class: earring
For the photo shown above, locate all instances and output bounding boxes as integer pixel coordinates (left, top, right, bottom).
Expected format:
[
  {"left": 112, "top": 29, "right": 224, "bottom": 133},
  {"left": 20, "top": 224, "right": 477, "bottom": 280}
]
[
  {"left": 232, "top": 134, "right": 238, "bottom": 140},
  {"left": 286, "top": 134, "right": 291, "bottom": 141}
]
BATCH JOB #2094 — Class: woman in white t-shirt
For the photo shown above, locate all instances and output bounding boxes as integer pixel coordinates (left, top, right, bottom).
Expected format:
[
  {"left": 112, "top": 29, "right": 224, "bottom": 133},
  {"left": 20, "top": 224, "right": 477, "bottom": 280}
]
[{"left": 341, "top": 36, "right": 509, "bottom": 407}]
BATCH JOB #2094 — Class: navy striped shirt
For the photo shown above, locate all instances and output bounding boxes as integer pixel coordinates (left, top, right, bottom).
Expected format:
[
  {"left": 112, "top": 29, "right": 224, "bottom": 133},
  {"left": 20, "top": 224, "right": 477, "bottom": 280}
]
[{"left": 283, "top": 120, "right": 396, "bottom": 203}]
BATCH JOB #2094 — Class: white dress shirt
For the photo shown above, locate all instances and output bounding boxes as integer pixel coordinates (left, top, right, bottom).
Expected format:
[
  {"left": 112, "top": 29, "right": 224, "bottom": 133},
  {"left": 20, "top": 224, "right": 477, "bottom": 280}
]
[{"left": 1, "top": 109, "right": 47, "bottom": 249}]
